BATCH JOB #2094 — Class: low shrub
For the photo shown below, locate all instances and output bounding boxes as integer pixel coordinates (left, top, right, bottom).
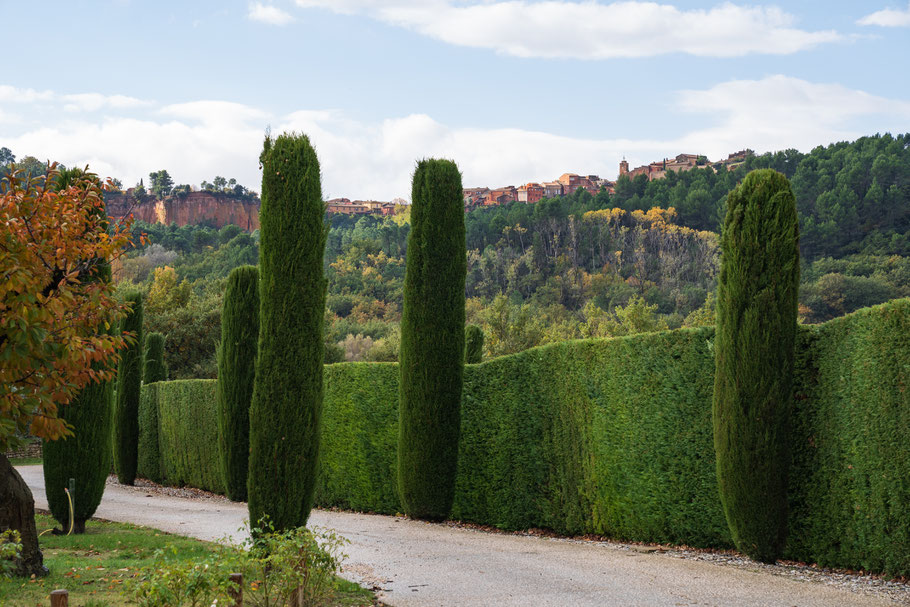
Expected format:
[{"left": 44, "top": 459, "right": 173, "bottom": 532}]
[
  {"left": 241, "top": 521, "right": 348, "bottom": 607},
  {"left": 129, "top": 546, "right": 238, "bottom": 607}
]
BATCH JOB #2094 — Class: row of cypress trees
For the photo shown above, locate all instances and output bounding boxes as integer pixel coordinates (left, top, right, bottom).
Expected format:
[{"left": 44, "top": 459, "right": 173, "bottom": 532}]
[
  {"left": 198, "top": 134, "right": 802, "bottom": 568},
  {"left": 209, "top": 135, "right": 469, "bottom": 530}
]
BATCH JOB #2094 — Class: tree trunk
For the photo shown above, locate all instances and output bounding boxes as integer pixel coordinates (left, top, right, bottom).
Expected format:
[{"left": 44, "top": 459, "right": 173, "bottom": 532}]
[{"left": 0, "top": 454, "right": 47, "bottom": 577}]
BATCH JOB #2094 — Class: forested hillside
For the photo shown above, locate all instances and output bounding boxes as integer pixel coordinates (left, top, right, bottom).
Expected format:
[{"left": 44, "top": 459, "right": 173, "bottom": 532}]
[{"left": 108, "top": 134, "right": 910, "bottom": 377}]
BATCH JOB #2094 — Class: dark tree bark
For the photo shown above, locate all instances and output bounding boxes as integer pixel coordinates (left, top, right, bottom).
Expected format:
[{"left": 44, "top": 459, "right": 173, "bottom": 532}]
[{"left": 0, "top": 454, "right": 47, "bottom": 577}]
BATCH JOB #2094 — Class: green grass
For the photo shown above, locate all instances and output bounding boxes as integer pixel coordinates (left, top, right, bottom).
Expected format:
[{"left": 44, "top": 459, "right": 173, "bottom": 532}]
[
  {"left": 1, "top": 514, "right": 377, "bottom": 607},
  {"left": 9, "top": 457, "right": 42, "bottom": 466}
]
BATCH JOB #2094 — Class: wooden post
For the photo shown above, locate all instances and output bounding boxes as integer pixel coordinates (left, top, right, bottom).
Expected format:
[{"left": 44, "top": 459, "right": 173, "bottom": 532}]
[
  {"left": 49, "top": 589, "right": 68, "bottom": 607},
  {"left": 229, "top": 572, "right": 243, "bottom": 606}
]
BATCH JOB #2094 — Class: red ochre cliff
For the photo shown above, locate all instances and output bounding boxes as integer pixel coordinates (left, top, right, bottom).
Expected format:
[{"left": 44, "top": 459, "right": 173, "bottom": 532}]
[{"left": 106, "top": 191, "right": 260, "bottom": 232}]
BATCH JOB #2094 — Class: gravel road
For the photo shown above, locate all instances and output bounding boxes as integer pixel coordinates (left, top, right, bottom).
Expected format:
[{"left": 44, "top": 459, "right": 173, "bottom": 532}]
[{"left": 18, "top": 465, "right": 906, "bottom": 607}]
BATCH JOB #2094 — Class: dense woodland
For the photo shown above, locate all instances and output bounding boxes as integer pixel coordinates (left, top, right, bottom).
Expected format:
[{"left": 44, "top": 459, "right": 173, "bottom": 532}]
[{"left": 15, "top": 133, "right": 902, "bottom": 379}]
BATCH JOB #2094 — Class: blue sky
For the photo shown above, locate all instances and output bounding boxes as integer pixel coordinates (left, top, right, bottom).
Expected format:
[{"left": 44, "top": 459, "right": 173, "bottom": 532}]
[{"left": 1, "top": 0, "right": 909, "bottom": 200}]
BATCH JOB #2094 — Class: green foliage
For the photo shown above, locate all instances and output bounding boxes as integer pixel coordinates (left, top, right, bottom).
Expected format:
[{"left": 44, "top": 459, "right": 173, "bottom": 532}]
[
  {"left": 316, "top": 364, "right": 400, "bottom": 514},
  {"left": 713, "top": 169, "right": 800, "bottom": 563},
  {"left": 249, "top": 133, "right": 327, "bottom": 530},
  {"left": 42, "top": 375, "right": 113, "bottom": 532},
  {"left": 129, "top": 545, "right": 238, "bottom": 607},
  {"left": 114, "top": 291, "right": 144, "bottom": 485},
  {"left": 148, "top": 170, "right": 174, "bottom": 200},
  {"left": 398, "top": 158, "right": 466, "bottom": 521},
  {"left": 217, "top": 265, "right": 259, "bottom": 502},
  {"left": 788, "top": 300, "right": 910, "bottom": 576},
  {"left": 144, "top": 278, "right": 221, "bottom": 380},
  {"left": 156, "top": 380, "right": 224, "bottom": 493},
  {"left": 455, "top": 330, "right": 727, "bottom": 543},
  {"left": 137, "top": 382, "right": 162, "bottom": 483},
  {"left": 464, "top": 324, "right": 484, "bottom": 363},
  {"left": 0, "top": 530, "right": 22, "bottom": 578},
  {"left": 139, "top": 299, "right": 910, "bottom": 574},
  {"left": 241, "top": 521, "right": 348, "bottom": 607},
  {"left": 43, "top": 261, "right": 115, "bottom": 532},
  {"left": 143, "top": 332, "right": 167, "bottom": 383}
]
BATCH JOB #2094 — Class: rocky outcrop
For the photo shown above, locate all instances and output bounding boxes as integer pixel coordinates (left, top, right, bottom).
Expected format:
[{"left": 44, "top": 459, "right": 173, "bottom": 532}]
[{"left": 106, "top": 191, "right": 260, "bottom": 231}]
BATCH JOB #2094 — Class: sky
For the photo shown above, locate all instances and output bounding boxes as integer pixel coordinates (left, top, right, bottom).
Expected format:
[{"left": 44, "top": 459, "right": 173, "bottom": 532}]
[{"left": 1, "top": 0, "right": 909, "bottom": 201}]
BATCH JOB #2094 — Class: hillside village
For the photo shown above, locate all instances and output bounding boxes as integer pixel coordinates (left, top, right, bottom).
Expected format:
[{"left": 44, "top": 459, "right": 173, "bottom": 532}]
[
  {"left": 330, "top": 149, "right": 753, "bottom": 216},
  {"left": 104, "top": 149, "right": 754, "bottom": 229}
]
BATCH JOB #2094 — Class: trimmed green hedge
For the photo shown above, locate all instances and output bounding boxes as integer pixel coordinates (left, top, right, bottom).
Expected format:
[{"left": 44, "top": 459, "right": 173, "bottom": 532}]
[
  {"left": 315, "top": 363, "right": 400, "bottom": 513},
  {"left": 137, "top": 298, "right": 910, "bottom": 574},
  {"left": 137, "top": 382, "right": 162, "bottom": 483},
  {"left": 454, "top": 329, "right": 728, "bottom": 545},
  {"left": 157, "top": 380, "right": 224, "bottom": 494},
  {"left": 787, "top": 299, "right": 910, "bottom": 575}
]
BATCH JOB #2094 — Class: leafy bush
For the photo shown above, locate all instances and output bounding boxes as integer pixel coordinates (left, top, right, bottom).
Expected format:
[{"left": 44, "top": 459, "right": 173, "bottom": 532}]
[
  {"left": 241, "top": 521, "right": 347, "bottom": 607},
  {"left": 0, "top": 530, "right": 22, "bottom": 578},
  {"left": 129, "top": 545, "right": 238, "bottom": 607}
]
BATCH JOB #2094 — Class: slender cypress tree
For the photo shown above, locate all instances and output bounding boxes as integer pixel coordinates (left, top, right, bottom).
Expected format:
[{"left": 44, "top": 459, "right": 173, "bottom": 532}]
[
  {"left": 465, "top": 324, "right": 484, "bottom": 364},
  {"left": 114, "top": 291, "right": 143, "bottom": 486},
  {"left": 42, "top": 273, "right": 114, "bottom": 534},
  {"left": 143, "top": 332, "right": 167, "bottom": 384},
  {"left": 248, "top": 133, "right": 326, "bottom": 530},
  {"left": 217, "top": 265, "right": 259, "bottom": 502},
  {"left": 713, "top": 169, "right": 800, "bottom": 563},
  {"left": 398, "top": 158, "right": 466, "bottom": 521},
  {"left": 43, "top": 168, "right": 115, "bottom": 533}
]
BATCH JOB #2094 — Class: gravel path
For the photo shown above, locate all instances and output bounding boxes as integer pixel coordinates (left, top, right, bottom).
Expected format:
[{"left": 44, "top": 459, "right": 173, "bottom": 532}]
[{"left": 19, "top": 465, "right": 909, "bottom": 606}]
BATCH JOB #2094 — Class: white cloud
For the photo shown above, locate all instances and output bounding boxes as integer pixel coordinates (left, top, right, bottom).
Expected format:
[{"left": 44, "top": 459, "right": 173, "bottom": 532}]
[
  {"left": 858, "top": 3, "right": 910, "bottom": 27},
  {"left": 160, "top": 100, "right": 270, "bottom": 126},
  {"left": 5, "top": 77, "right": 909, "bottom": 200},
  {"left": 294, "top": 1, "right": 841, "bottom": 58},
  {"left": 248, "top": 2, "right": 296, "bottom": 25},
  {"left": 675, "top": 75, "right": 910, "bottom": 159},
  {"left": 0, "top": 85, "right": 54, "bottom": 103},
  {"left": 62, "top": 93, "right": 152, "bottom": 113}
]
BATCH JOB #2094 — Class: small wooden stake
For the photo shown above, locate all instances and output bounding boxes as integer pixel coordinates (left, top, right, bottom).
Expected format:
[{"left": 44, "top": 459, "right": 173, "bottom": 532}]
[
  {"left": 50, "top": 589, "right": 68, "bottom": 607},
  {"left": 229, "top": 572, "right": 243, "bottom": 606}
]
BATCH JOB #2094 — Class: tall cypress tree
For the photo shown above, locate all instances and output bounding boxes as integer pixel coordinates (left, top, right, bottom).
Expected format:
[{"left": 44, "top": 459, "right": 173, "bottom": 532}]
[
  {"left": 248, "top": 133, "right": 326, "bottom": 530},
  {"left": 43, "top": 168, "right": 114, "bottom": 533},
  {"left": 465, "top": 325, "right": 484, "bottom": 364},
  {"left": 114, "top": 291, "right": 143, "bottom": 486},
  {"left": 217, "top": 265, "right": 259, "bottom": 502},
  {"left": 398, "top": 158, "right": 466, "bottom": 521},
  {"left": 713, "top": 169, "right": 800, "bottom": 563},
  {"left": 143, "top": 332, "right": 167, "bottom": 384}
]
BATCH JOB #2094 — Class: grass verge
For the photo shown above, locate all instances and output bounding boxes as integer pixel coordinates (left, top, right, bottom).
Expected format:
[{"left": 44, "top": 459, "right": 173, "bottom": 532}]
[{"left": 1, "top": 514, "right": 377, "bottom": 607}]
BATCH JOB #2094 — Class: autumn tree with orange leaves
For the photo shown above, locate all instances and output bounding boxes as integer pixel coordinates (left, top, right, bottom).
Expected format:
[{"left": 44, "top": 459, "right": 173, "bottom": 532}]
[{"left": 0, "top": 164, "right": 136, "bottom": 576}]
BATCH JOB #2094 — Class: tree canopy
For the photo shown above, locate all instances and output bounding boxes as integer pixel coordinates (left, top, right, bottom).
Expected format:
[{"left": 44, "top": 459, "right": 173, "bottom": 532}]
[{"left": 0, "top": 164, "right": 136, "bottom": 450}]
